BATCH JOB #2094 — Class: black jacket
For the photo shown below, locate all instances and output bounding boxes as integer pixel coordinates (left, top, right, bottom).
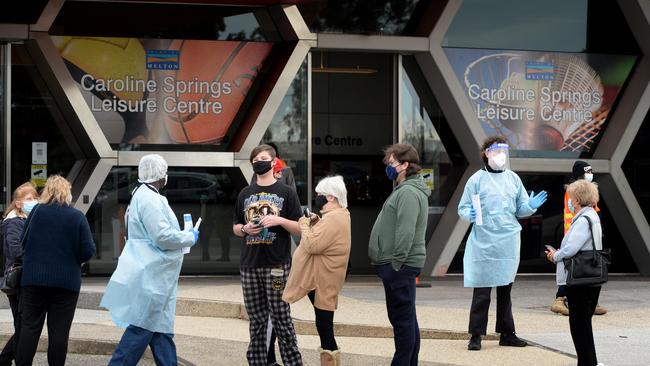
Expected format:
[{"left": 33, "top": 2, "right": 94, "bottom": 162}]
[{"left": 2, "top": 214, "right": 26, "bottom": 272}]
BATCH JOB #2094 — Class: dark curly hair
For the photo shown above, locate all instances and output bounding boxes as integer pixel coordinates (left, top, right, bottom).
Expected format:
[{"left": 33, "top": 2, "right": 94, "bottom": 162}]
[{"left": 480, "top": 135, "right": 508, "bottom": 166}]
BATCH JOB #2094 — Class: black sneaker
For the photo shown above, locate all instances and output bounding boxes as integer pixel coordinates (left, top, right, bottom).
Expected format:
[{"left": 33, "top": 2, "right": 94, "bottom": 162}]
[
  {"left": 467, "top": 335, "right": 481, "bottom": 351},
  {"left": 499, "top": 333, "right": 527, "bottom": 347}
]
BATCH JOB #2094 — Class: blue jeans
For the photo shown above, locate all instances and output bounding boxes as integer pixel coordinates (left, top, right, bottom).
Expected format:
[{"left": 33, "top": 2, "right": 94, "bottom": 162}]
[
  {"left": 108, "top": 325, "right": 176, "bottom": 366},
  {"left": 376, "top": 264, "right": 421, "bottom": 366}
]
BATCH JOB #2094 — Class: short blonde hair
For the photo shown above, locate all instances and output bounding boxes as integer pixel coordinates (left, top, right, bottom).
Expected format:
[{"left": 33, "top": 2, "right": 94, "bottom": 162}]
[
  {"left": 315, "top": 175, "right": 348, "bottom": 208},
  {"left": 567, "top": 180, "right": 599, "bottom": 208},
  {"left": 39, "top": 175, "right": 72, "bottom": 205}
]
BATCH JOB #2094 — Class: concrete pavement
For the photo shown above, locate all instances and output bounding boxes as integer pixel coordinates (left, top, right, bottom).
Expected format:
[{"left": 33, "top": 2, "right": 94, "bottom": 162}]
[{"left": 1, "top": 275, "right": 648, "bottom": 365}]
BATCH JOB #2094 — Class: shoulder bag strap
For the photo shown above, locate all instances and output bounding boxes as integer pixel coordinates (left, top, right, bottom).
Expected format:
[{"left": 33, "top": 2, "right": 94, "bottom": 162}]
[{"left": 581, "top": 215, "right": 598, "bottom": 258}]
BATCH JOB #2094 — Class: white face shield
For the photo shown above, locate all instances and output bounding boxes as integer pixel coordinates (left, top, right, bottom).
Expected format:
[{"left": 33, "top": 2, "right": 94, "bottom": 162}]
[{"left": 485, "top": 143, "right": 510, "bottom": 171}]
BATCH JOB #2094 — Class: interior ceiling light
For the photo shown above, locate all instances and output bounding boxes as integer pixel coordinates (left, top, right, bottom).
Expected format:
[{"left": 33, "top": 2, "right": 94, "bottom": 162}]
[{"left": 312, "top": 52, "right": 378, "bottom": 74}]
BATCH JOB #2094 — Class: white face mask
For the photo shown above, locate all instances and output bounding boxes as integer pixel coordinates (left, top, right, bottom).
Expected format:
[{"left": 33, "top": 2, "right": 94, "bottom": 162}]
[
  {"left": 488, "top": 153, "right": 507, "bottom": 170},
  {"left": 584, "top": 173, "right": 593, "bottom": 182}
]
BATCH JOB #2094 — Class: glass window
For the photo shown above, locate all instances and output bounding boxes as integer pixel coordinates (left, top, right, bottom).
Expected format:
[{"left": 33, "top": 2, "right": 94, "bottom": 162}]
[
  {"left": 86, "top": 166, "right": 248, "bottom": 275},
  {"left": 10, "top": 44, "right": 83, "bottom": 193},
  {"left": 444, "top": 0, "right": 588, "bottom": 52},
  {"left": 0, "top": 1, "right": 48, "bottom": 24},
  {"left": 261, "top": 58, "right": 309, "bottom": 204},
  {"left": 623, "top": 111, "right": 650, "bottom": 224},
  {"left": 444, "top": 0, "right": 640, "bottom": 55},
  {"left": 442, "top": 47, "right": 637, "bottom": 157},
  {"left": 51, "top": 2, "right": 281, "bottom": 42},
  {"left": 400, "top": 55, "right": 467, "bottom": 245},
  {"left": 51, "top": 35, "right": 275, "bottom": 151},
  {"left": 311, "top": 51, "right": 394, "bottom": 274},
  {"left": 299, "top": 0, "right": 432, "bottom": 35}
]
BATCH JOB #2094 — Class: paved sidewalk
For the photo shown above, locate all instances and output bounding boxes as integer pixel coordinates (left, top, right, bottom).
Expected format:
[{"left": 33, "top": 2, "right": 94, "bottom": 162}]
[{"left": 1, "top": 275, "right": 648, "bottom": 365}]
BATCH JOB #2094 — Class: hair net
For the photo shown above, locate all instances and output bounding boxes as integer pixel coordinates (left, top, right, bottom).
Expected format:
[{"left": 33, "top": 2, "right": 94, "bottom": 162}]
[
  {"left": 138, "top": 154, "right": 168, "bottom": 183},
  {"left": 315, "top": 175, "right": 348, "bottom": 208}
]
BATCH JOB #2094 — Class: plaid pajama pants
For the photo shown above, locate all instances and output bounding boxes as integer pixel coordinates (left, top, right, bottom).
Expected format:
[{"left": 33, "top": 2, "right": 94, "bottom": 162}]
[{"left": 240, "top": 263, "right": 302, "bottom": 366}]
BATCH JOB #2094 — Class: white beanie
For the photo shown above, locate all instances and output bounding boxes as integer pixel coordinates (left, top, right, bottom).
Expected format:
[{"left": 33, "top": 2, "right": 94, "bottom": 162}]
[
  {"left": 138, "top": 154, "right": 168, "bottom": 183},
  {"left": 315, "top": 175, "right": 348, "bottom": 208}
]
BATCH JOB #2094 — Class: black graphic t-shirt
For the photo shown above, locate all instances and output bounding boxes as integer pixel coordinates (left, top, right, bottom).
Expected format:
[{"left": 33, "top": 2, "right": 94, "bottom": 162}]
[{"left": 233, "top": 181, "right": 302, "bottom": 268}]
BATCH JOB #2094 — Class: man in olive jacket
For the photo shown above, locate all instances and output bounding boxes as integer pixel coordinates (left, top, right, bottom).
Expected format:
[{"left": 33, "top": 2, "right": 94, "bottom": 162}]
[{"left": 369, "top": 143, "right": 431, "bottom": 366}]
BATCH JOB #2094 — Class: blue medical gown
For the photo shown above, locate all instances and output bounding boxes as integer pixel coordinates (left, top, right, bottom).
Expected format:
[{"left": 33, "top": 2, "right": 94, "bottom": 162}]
[
  {"left": 100, "top": 186, "right": 194, "bottom": 334},
  {"left": 457, "top": 169, "right": 536, "bottom": 288}
]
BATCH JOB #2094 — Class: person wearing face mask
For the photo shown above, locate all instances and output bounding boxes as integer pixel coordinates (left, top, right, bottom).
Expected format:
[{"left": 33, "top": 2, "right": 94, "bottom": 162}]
[
  {"left": 101, "top": 154, "right": 198, "bottom": 366},
  {"left": 551, "top": 161, "right": 607, "bottom": 316},
  {"left": 233, "top": 144, "right": 303, "bottom": 366},
  {"left": 458, "top": 136, "right": 548, "bottom": 351},
  {"left": 0, "top": 182, "right": 39, "bottom": 366},
  {"left": 368, "top": 143, "right": 431, "bottom": 366},
  {"left": 282, "top": 176, "right": 351, "bottom": 366}
]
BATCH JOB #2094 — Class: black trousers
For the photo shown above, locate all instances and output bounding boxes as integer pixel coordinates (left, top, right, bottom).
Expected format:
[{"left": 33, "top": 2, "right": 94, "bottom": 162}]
[
  {"left": 0, "top": 292, "right": 20, "bottom": 366},
  {"left": 469, "top": 283, "right": 515, "bottom": 336},
  {"left": 377, "top": 264, "right": 421, "bottom": 366},
  {"left": 566, "top": 285, "right": 601, "bottom": 366},
  {"left": 556, "top": 285, "right": 568, "bottom": 298},
  {"left": 16, "top": 286, "right": 79, "bottom": 366}
]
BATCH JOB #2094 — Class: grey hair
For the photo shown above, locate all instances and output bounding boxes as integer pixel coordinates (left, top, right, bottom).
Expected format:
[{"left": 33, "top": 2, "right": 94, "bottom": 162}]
[{"left": 315, "top": 175, "right": 348, "bottom": 208}]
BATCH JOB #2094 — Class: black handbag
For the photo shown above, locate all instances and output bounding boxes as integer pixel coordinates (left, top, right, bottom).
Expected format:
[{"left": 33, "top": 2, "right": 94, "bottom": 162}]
[
  {"left": 563, "top": 215, "right": 611, "bottom": 287},
  {"left": 0, "top": 264, "right": 22, "bottom": 295},
  {"left": 1, "top": 205, "right": 38, "bottom": 295}
]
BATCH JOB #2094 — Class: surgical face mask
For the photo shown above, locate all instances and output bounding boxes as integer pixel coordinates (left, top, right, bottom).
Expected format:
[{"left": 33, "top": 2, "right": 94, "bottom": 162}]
[
  {"left": 568, "top": 198, "right": 575, "bottom": 214},
  {"left": 385, "top": 164, "right": 399, "bottom": 181},
  {"left": 252, "top": 160, "right": 273, "bottom": 175},
  {"left": 314, "top": 195, "right": 328, "bottom": 212},
  {"left": 584, "top": 173, "right": 593, "bottom": 182},
  {"left": 488, "top": 153, "right": 507, "bottom": 170},
  {"left": 23, "top": 200, "right": 38, "bottom": 214}
]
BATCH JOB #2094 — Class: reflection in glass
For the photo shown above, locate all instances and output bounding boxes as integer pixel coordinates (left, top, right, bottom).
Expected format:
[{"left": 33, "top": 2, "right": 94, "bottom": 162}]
[
  {"left": 444, "top": 0, "right": 588, "bottom": 52},
  {"left": 400, "top": 57, "right": 465, "bottom": 208},
  {"left": 51, "top": 3, "right": 281, "bottom": 42},
  {"left": 87, "top": 167, "right": 247, "bottom": 275},
  {"left": 300, "top": 0, "right": 430, "bottom": 35},
  {"left": 623, "top": 112, "right": 650, "bottom": 223},
  {"left": 10, "top": 45, "right": 82, "bottom": 192},
  {"left": 261, "top": 59, "right": 308, "bottom": 204}
]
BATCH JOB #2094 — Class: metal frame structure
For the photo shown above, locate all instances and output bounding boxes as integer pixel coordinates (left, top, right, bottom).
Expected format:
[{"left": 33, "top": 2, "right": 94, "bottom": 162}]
[{"left": 1, "top": 0, "right": 649, "bottom": 275}]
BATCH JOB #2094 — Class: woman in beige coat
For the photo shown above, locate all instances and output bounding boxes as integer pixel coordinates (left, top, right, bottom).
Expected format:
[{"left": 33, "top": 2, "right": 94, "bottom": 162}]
[{"left": 283, "top": 176, "right": 351, "bottom": 366}]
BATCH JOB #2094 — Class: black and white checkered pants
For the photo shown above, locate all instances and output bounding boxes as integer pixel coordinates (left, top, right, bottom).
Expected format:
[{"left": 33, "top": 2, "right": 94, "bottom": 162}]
[{"left": 240, "top": 263, "right": 302, "bottom": 366}]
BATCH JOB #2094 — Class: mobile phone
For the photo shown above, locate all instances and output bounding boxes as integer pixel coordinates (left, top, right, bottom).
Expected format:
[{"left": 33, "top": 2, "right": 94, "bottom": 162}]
[
  {"left": 545, "top": 245, "right": 556, "bottom": 251},
  {"left": 303, "top": 208, "right": 311, "bottom": 218}
]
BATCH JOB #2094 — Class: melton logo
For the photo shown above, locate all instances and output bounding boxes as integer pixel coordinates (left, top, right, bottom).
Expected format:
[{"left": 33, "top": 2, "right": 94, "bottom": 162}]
[
  {"left": 525, "top": 61, "right": 554, "bottom": 80},
  {"left": 146, "top": 49, "right": 180, "bottom": 70}
]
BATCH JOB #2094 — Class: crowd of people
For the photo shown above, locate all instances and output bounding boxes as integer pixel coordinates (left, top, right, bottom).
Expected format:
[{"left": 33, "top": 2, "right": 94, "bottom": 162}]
[{"left": 0, "top": 137, "right": 607, "bottom": 366}]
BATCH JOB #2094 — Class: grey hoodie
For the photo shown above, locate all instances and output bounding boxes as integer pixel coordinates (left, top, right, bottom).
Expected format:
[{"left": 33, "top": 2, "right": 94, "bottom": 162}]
[{"left": 368, "top": 174, "right": 431, "bottom": 271}]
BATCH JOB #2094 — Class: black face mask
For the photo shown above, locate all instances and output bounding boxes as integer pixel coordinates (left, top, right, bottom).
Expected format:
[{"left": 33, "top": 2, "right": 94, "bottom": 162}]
[
  {"left": 314, "top": 195, "right": 328, "bottom": 212},
  {"left": 252, "top": 161, "right": 272, "bottom": 175}
]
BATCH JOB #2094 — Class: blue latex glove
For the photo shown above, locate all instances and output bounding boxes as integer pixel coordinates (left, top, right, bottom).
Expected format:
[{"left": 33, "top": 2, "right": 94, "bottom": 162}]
[
  {"left": 528, "top": 190, "right": 548, "bottom": 209},
  {"left": 190, "top": 228, "right": 200, "bottom": 243},
  {"left": 469, "top": 208, "right": 476, "bottom": 223}
]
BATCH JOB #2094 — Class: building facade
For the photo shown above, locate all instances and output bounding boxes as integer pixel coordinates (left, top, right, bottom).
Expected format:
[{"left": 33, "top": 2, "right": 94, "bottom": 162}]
[{"left": 1, "top": 0, "right": 649, "bottom": 276}]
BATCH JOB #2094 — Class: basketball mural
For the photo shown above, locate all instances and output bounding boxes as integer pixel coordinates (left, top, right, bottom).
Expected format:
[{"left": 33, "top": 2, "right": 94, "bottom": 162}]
[
  {"left": 444, "top": 48, "right": 636, "bottom": 153},
  {"left": 52, "top": 36, "right": 273, "bottom": 145}
]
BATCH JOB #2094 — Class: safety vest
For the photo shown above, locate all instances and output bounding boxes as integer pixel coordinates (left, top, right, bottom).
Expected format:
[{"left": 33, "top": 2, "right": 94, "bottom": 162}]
[{"left": 564, "top": 191, "right": 600, "bottom": 234}]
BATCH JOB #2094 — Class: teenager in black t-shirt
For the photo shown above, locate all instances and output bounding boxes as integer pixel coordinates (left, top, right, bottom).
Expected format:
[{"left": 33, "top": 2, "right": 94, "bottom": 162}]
[{"left": 232, "top": 144, "right": 303, "bottom": 366}]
